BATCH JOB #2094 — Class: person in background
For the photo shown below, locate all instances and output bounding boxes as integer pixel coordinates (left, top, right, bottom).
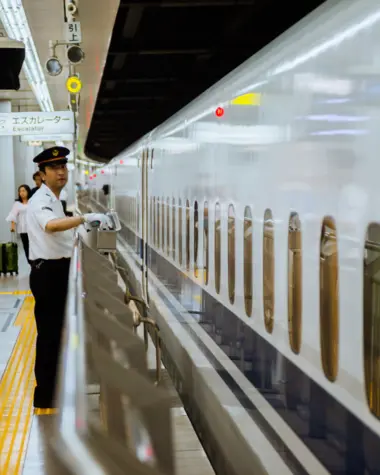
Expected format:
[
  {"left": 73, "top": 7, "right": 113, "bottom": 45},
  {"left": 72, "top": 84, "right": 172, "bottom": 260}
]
[
  {"left": 6, "top": 184, "right": 32, "bottom": 263},
  {"left": 30, "top": 171, "right": 42, "bottom": 198}
]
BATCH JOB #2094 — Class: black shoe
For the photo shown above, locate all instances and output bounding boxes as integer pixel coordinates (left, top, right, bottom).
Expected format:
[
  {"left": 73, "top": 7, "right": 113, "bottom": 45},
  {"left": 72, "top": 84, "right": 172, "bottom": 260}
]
[
  {"left": 33, "top": 392, "right": 55, "bottom": 409},
  {"left": 33, "top": 399, "right": 55, "bottom": 409}
]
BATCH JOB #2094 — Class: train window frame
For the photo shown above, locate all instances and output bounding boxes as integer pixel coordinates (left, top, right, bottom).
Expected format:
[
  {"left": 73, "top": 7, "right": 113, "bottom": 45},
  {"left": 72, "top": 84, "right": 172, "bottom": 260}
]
[
  {"left": 186, "top": 199, "right": 190, "bottom": 271},
  {"left": 228, "top": 204, "right": 235, "bottom": 305},
  {"left": 363, "top": 222, "right": 380, "bottom": 418},
  {"left": 172, "top": 197, "right": 176, "bottom": 260},
  {"left": 194, "top": 200, "right": 199, "bottom": 277},
  {"left": 166, "top": 197, "right": 170, "bottom": 255},
  {"left": 153, "top": 196, "right": 156, "bottom": 246},
  {"left": 244, "top": 206, "right": 253, "bottom": 317},
  {"left": 157, "top": 197, "right": 160, "bottom": 249},
  {"left": 288, "top": 212, "right": 302, "bottom": 354},
  {"left": 179, "top": 198, "right": 183, "bottom": 266},
  {"left": 204, "top": 201, "right": 209, "bottom": 285},
  {"left": 263, "top": 209, "right": 274, "bottom": 333},
  {"left": 319, "top": 215, "right": 339, "bottom": 382},
  {"left": 215, "top": 202, "right": 221, "bottom": 294},
  {"left": 161, "top": 197, "right": 165, "bottom": 251}
]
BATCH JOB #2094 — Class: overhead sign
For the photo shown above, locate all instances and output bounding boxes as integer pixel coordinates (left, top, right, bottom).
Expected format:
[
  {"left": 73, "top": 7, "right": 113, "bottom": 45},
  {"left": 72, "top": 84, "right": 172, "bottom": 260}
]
[
  {"left": 66, "top": 75, "right": 82, "bottom": 94},
  {"left": 66, "top": 21, "right": 82, "bottom": 44},
  {"left": 0, "top": 111, "right": 74, "bottom": 136},
  {"left": 21, "top": 133, "right": 74, "bottom": 142}
]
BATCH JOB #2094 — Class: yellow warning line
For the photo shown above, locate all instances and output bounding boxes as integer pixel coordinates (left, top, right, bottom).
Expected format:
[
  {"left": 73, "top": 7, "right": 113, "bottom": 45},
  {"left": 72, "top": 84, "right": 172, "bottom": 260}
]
[
  {"left": 0, "top": 294, "right": 36, "bottom": 474},
  {"left": 0, "top": 291, "right": 32, "bottom": 296},
  {"left": 14, "top": 296, "right": 34, "bottom": 327}
]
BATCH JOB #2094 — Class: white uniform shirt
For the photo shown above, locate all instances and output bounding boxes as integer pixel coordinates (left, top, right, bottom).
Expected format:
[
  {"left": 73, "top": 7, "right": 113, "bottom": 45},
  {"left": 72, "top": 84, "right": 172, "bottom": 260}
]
[
  {"left": 60, "top": 188, "right": 68, "bottom": 201},
  {"left": 26, "top": 183, "right": 73, "bottom": 260},
  {"left": 6, "top": 201, "right": 28, "bottom": 234}
]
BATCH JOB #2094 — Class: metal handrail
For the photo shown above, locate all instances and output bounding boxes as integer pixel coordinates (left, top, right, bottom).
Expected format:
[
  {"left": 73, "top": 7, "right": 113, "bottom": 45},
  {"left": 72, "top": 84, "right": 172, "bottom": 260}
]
[{"left": 52, "top": 231, "right": 107, "bottom": 475}]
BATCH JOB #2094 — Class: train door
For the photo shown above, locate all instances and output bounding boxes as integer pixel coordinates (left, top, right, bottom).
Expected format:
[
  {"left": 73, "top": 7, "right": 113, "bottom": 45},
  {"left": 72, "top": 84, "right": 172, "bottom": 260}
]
[{"left": 141, "top": 147, "right": 150, "bottom": 303}]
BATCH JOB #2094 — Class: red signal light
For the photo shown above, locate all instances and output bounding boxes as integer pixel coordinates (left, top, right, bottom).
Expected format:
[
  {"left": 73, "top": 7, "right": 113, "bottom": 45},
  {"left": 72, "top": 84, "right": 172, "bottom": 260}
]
[
  {"left": 101, "top": 170, "right": 104, "bottom": 174},
  {"left": 215, "top": 107, "right": 224, "bottom": 118},
  {"left": 93, "top": 174, "right": 97, "bottom": 178},
  {"left": 120, "top": 159, "right": 123, "bottom": 164}
]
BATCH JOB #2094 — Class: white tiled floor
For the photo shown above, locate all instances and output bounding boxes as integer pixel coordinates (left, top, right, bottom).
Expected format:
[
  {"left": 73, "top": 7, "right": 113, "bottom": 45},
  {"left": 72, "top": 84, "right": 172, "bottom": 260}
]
[
  {"left": 0, "top": 245, "right": 35, "bottom": 475},
  {"left": 0, "top": 240, "right": 31, "bottom": 380}
]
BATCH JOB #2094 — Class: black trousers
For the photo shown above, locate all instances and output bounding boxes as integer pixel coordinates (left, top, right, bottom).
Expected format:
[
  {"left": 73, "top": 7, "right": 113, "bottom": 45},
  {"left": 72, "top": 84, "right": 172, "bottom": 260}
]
[
  {"left": 19, "top": 233, "right": 30, "bottom": 263},
  {"left": 29, "top": 258, "right": 71, "bottom": 408}
]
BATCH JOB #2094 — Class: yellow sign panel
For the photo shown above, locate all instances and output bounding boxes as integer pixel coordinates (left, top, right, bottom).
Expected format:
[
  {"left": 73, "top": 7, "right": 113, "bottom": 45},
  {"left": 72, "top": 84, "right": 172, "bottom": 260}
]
[
  {"left": 231, "top": 92, "right": 261, "bottom": 106},
  {"left": 66, "top": 75, "right": 82, "bottom": 94}
]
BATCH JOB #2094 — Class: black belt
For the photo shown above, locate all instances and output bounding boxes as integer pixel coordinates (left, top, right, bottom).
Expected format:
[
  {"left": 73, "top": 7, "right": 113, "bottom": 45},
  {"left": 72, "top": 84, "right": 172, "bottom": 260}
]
[{"left": 31, "top": 257, "right": 70, "bottom": 268}]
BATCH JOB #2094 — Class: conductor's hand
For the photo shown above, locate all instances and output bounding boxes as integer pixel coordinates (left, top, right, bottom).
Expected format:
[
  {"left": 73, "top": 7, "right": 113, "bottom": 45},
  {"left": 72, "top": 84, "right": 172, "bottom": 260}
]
[{"left": 83, "top": 213, "right": 114, "bottom": 231}]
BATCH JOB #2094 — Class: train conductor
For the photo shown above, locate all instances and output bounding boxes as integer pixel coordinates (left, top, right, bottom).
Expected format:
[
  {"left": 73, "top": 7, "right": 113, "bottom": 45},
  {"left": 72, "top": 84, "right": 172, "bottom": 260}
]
[{"left": 27, "top": 146, "right": 112, "bottom": 409}]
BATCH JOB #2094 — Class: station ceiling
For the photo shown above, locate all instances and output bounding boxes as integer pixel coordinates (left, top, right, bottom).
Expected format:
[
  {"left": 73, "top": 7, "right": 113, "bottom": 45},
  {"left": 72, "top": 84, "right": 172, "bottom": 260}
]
[{"left": 85, "top": 0, "right": 326, "bottom": 162}]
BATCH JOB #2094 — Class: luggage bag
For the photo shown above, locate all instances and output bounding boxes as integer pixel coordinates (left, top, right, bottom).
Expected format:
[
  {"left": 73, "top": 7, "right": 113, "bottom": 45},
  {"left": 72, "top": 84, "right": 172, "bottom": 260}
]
[{"left": 0, "top": 233, "right": 18, "bottom": 276}]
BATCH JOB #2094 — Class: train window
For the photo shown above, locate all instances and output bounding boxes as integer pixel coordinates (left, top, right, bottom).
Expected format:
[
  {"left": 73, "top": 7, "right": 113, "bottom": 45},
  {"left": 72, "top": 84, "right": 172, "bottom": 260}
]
[
  {"left": 130, "top": 197, "right": 132, "bottom": 228},
  {"left": 135, "top": 196, "right": 138, "bottom": 252},
  {"left": 215, "top": 203, "right": 221, "bottom": 294},
  {"left": 162, "top": 198, "right": 165, "bottom": 251},
  {"left": 288, "top": 212, "right": 302, "bottom": 354},
  {"left": 167, "top": 197, "right": 170, "bottom": 255},
  {"left": 179, "top": 199, "right": 183, "bottom": 266},
  {"left": 244, "top": 207, "right": 252, "bottom": 317},
  {"left": 320, "top": 216, "right": 339, "bottom": 382},
  {"left": 194, "top": 201, "right": 199, "bottom": 277},
  {"left": 204, "top": 202, "right": 209, "bottom": 285},
  {"left": 127, "top": 197, "right": 130, "bottom": 228},
  {"left": 132, "top": 196, "right": 134, "bottom": 229},
  {"left": 172, "top": 198, "right": 176, "bottom": 260},
  {"left": 263, "top": 209, "right": 274, "bottom": 333},
  {"left": 363, "top": 222, "right": 380, "bottom": 418},
  {"left": 157, "top": 198, "right": 160, "bottom": 249},
  {"left": 228, "top": 205, "right": 235, "bottom": 304},
  {"left": 150, "top": 197, "right": 153, "bottom": 242},
  {"left": 137, "top": 194, "right": 140, "bottom": 233},
  {"left": 186, "top": 200, "right": 190, "bottom": 271},
  {"left": 129, "top": 197, "right": 132, "bottom": 229},
  {"left": 130, "top": 197, "right": 133, "bottom": 229},
  {"left": 153, "top": 197, "right": 156, "bottom": 246}
]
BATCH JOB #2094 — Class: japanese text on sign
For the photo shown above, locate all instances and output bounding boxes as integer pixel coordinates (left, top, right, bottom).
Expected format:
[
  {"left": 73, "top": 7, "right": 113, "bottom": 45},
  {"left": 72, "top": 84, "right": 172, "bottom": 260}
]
[
  {"left": 0, "top": 111, "right": 75, "bottom": 136},
  {"left": 66, "top": 21, "right": 82, "bottom": 44}
]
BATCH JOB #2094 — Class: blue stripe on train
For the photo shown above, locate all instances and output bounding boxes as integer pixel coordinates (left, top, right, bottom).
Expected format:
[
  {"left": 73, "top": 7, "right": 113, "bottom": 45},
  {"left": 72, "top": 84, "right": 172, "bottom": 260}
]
[{"left": 120, "top": 225, "right": 380, "bottom": 475}]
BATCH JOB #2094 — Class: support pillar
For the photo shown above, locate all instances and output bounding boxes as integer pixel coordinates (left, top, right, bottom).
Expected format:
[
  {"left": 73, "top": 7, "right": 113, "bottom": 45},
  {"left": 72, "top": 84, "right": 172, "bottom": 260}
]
[{"left": 0, "top": 101, "right": 15, "bottom": 243}]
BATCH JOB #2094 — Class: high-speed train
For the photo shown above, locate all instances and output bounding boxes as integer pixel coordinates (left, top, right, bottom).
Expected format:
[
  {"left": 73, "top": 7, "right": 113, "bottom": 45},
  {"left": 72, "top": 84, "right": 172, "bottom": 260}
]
[{"left": 84, "top": 0, "right": 380, "bottom": 473}]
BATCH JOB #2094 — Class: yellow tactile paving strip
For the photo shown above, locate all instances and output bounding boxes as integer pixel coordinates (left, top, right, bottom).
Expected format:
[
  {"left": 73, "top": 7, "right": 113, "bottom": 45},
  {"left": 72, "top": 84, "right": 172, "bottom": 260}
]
[
  {"left": 0, "top": 291, "right": 33, "bottom": 296},
  {"left": 0, "top": 294, "right": 36, "bottom": 474}
]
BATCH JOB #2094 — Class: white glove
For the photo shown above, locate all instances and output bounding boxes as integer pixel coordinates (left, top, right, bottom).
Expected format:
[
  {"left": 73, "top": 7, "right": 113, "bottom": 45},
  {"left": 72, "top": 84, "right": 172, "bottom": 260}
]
[{"left": 83, "top": 213, "right": 114, "bottom": 231}]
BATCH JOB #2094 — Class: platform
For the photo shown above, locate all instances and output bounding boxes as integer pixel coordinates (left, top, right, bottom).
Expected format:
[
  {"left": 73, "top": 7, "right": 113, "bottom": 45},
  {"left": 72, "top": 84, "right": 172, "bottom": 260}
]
[
  {"left": 0, "top": 237, "right": 215, "bottom": 475},
  {"left": 0, "top": 248, "right": 35, "bottom": 474}
]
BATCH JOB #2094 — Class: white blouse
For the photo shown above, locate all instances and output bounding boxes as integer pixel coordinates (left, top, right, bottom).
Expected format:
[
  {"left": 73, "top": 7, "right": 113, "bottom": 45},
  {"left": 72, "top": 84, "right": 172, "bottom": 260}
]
[{"left": 6, "top": 201, "right": 28, "bottom": 234}]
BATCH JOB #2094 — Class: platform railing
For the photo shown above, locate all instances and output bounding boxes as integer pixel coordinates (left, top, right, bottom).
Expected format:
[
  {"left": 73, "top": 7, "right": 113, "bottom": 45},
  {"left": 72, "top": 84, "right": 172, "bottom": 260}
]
[
  {"left": 52, "top": 230, "right": 175, "bottom": 475},
  {"left": 53, "top": 232, "right": 106, "bottom": 474}
]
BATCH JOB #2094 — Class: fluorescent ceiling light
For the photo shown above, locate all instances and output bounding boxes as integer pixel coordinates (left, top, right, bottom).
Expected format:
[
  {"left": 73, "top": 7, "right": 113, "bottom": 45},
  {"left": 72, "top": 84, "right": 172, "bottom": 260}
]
[
  {"left": 0, "top": 0, "right": 54, "bottom": 112},
  {"left": 192, "top": 122, "right": 286, "bottom": 145}
]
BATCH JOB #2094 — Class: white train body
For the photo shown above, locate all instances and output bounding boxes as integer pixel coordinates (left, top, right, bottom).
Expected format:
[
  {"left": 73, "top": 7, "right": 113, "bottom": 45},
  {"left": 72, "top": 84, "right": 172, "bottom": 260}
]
[{"left": 87, "top": 1, "right": 380, "bottom": 472}]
